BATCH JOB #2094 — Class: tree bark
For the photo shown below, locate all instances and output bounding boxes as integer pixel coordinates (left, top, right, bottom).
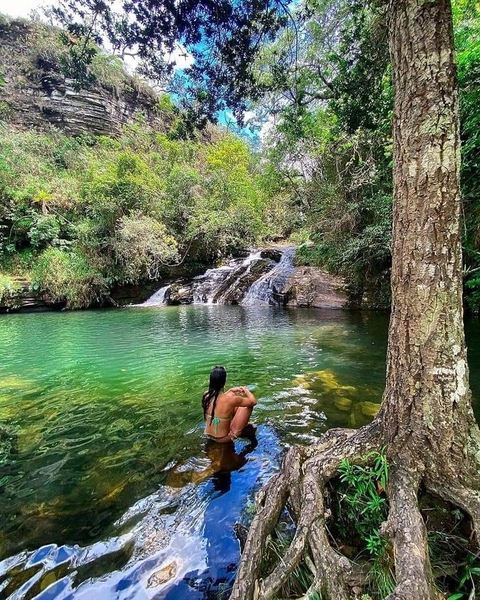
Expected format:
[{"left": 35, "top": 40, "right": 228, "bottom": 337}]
[
  {"left": 382, "top": 0, "right": 480, "bottom": 492},
  {"left": 229, "top": 2, "right": 480, "bottom": 598}
]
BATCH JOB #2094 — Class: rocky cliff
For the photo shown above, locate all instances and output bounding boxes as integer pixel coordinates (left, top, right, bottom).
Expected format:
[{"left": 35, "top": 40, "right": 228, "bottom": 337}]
[
  {"left": 0, "top": 16, "right": 168, "bottom": 136},
  {"left": 283, "top": 267, "right": 347, "bottom": 309}
]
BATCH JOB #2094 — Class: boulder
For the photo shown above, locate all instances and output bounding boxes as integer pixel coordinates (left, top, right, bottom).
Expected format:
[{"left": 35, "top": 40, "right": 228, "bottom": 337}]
[
  {"left": 260, "top": 248, "right": 283, "bottom": 262},
  {"left": 212, "top": 258, "right": 274, "bottom": 304},
  {"left": 168, "top": 281, "right": 194, "bottom": 305},
  {"left": 282, "top": 267, "right": 347, "bottom": 309}
]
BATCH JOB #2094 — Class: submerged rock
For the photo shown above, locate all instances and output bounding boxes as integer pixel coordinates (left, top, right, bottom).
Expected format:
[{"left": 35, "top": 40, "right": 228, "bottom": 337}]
[
  {"left": 334, "top": 397, "right": 353, "bottom": 411},
  {"left": 147, "top": 560, "right": 178, "bottom": 587},
  {"left": 359, "top": 401, "right": 381, "bottom": 417}
]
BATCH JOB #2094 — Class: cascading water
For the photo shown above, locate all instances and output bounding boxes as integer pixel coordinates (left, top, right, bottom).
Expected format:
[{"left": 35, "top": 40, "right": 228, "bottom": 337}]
[
  {"left": 241, "top": 246, "right": 296, "bottom": 306},
  {"left": 138, "top": 247, "right": 295, "bottom": 307},
  {"left": 193, "top": 251, "right": 263, "bottom": 304},
  {"left": 140, "top": 285, "right": 171, "bottom": 306}
]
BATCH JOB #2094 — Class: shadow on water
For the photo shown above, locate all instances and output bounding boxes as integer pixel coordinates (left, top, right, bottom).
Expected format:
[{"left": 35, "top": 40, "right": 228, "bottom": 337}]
[
  {"left": 0, "top": 427, "right": 280, "bottom": 600},
  {"left": 1, "top": 307, "right": 480, "bottom": 599}
]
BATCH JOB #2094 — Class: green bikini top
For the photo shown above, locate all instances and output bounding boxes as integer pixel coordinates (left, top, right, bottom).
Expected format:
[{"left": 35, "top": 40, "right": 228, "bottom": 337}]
[{"left": 205, "top": 411, "right": 234, "bottom": 434}]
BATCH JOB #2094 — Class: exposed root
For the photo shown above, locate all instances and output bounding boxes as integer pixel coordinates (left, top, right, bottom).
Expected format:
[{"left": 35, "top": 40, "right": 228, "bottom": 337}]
[
  {"left": 427, "top": 481, "right": 480, "bottom": 543},
  {"left": 230, "top": 445, "right": 305, "bottom": 600},
  {"left": 382, "top": 462, "right": 440, "bottom": 600},
  {"left": 230, "top": 419, "right": 479, "bottom": 600},
  {"left": 258, "top": 469, "right": 319, "bottom": 600},
  {"left": 229, "top": 423, "right": 383, "bottom": 600},
  {"left": 308, "top": 475, "right": 362, "bottom": 600}
]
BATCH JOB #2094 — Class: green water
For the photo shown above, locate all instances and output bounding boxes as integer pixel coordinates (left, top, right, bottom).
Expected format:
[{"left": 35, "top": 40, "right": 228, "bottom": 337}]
[{"left": 0, "top": 306, "right": 479, "bottom": 599}]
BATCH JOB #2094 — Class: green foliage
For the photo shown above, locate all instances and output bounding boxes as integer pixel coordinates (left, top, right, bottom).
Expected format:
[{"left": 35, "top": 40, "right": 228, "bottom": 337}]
[
  {"left": 454, "top": 0, "right": 480, "bottom": 309},
  {"left": 28, "top": 214, "right": 62, "bottom": 249},
  {"left": 113, "top": 213, "right": 179, "bottom": 282},
  {"left": 30, "top": 248, "right": 109, "bottom": 309},
  {"left": 0, "top": 273, "right": 21, "bottom": 307},
  {"left": 428, "top": 523, "right": 480, "bottom": 599},
  {"left": 0, "top": 119, "right": 275, "bottom": 307},
  {"left": 256, "top": 0, "right": 480, "bottom": 310},
  {"left": 256, "top": 0, "right": 394, "bottom": 306},
  {"left": 335, "top": 450, "right": 395, "bottom": 599},
  {"left": 337, "top": 451, "right": 388, "bottom": 543}
]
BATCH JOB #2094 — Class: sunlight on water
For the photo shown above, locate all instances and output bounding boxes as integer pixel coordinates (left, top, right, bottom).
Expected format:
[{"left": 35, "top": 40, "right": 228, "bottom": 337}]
[{"left": 0, "top": 307, "right": 478, "bottom": 599}]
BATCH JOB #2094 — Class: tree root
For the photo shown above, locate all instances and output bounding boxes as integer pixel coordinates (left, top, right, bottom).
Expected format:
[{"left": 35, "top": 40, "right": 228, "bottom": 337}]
[
  {"left": 427, "top": 481, "right": 480, "bottom": 543},
  {"left": 229, "top": 418, "right": 480, "bottom": 600},
  {"left": 229, "top": 423, "right": 383, "bottom": 600},
  {"left": 230, "top": 445, "right": 306, "bottom": 600},
  {"left": 381, "top": 463, "right": 439, "bottom": 600}
]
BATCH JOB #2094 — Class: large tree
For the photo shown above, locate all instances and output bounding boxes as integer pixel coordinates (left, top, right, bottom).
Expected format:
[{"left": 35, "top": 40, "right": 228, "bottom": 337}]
[
  {"left": 230, "top": 1, "right": 480, "bottom": 598},
  {"left": 55, "top": 0, "right": 480, "bottom": 597}
]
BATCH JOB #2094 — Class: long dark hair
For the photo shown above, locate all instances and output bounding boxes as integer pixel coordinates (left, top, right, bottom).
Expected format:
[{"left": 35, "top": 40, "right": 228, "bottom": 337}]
[{"left": 202, "top": 366, "right": 227, "bottom": 421}]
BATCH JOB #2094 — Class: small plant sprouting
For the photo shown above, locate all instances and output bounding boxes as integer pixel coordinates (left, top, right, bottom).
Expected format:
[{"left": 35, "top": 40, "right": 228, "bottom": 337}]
[{"left": 336, "top": 448, "right": 395, "bottom": 599}]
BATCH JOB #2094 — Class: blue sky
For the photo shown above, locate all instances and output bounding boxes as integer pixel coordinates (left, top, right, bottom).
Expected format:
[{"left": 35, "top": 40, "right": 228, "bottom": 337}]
[{"left": 1, "top": 0, "right": 272, "bottom": 144}]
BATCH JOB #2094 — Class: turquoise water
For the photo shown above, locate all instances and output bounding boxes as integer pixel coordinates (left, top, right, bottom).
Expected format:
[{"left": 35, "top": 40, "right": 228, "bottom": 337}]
[{"left": 0, "top": 306, "right": 478, "bottom": 599}]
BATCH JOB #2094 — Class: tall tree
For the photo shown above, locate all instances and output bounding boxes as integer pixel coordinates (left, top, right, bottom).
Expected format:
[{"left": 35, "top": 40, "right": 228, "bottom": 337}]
[{"left": 230, "top": 0, "right": 480, "bottom": 598}]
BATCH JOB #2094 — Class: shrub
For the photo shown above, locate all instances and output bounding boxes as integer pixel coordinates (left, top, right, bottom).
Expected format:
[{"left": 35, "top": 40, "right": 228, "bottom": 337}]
[
  {"left": 31, "top": 248, "right": 109, "bottom": 309},
  {"left": 0, "top": 273, "right": 20, "bottom": 307},
  {"left": 113, "top": 214, "right": 179, "bottom": 282},
  {"left": 28, "top": 214, "right": 61, "bottom": 249}
]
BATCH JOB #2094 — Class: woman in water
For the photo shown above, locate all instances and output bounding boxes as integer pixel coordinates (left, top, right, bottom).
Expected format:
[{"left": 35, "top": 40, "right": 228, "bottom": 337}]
[{"left": 203, "top": 366, "right": 257, "bottom": 442}]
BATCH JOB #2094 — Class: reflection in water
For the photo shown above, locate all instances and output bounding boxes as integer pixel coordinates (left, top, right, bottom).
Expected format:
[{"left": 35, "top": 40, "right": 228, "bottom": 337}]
[
  {"left": 1, "top": 307, "right": 479, "bottom": 598},
  {"left": 0, "top": 428, "right": 276, "bottom": 600},
  {"left": 165, "top": 437, "right": 258, "bottom": 494}
]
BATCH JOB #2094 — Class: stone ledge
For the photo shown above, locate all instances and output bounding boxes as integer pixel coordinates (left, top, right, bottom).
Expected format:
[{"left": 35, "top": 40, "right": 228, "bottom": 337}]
[{"left": 283, "top": 266, "right": 347, "bottom": 309}]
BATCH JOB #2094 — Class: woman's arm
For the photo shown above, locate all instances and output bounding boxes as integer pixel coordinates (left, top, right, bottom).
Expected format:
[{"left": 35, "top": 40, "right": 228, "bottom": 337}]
[{"left": 229, "top": 386, "right": 257, "bottom": 408}]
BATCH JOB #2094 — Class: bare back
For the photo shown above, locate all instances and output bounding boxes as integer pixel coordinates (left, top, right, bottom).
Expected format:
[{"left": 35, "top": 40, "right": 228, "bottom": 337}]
[
  {"left": 204, "top": 386, "right": 257, "bottom": 441},
  {"left": 204, "top": 390, "right": 236, "bottom": 438}
]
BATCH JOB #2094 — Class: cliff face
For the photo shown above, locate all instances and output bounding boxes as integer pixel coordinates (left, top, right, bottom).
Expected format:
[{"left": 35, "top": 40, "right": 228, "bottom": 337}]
[{"left": 0, "top": 17, "right": 167, "bottom": 136}]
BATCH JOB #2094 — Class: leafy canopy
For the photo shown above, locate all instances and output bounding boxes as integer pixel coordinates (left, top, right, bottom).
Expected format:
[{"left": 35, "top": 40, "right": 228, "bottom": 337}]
[{"left": 50, "top": 0, "right": 288, "bottom": 126}]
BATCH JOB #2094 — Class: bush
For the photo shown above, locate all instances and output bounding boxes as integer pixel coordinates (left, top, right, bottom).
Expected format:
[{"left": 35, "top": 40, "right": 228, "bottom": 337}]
[
  {"left": 113, "top": 214, "right": 179, "bottom": 282},
  {"left": 31, "top": 248, "right": 109, "bottom": 309},
  {"left": 0, "top": 273, "right": 20, "bottom": 307},
  {"left": 0, "top": 117, "right": 277, "bottom": 307}
]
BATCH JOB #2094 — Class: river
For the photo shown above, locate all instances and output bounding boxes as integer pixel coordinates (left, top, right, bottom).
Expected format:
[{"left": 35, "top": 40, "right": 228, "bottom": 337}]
[{"left": 0, "top": 306, "right": 479, "bottom": 599}]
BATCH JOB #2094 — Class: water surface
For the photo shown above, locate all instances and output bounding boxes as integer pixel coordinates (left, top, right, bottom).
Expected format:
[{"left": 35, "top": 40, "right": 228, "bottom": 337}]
[{"left": 0, "top": 306, "right": 478, "bottom": 599}]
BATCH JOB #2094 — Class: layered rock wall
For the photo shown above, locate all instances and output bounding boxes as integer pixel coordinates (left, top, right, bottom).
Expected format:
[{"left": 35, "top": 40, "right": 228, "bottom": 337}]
[
  {"left": 283, "top": 267, "right": 347, "bottom": 309},
  {"left": 0, "top": 18, "right": 166, "bottom": 136}
]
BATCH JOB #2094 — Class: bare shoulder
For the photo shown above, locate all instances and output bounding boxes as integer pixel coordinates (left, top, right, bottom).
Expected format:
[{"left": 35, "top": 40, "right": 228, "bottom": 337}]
[{"left": 223, "top": 389, "right": 239, "bottom": 404}]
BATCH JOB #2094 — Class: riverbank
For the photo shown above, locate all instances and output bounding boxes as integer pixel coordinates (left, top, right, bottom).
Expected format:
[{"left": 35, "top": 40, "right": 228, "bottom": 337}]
[{"left": 1, "top": 247, "right": 348, "bottom": 313}]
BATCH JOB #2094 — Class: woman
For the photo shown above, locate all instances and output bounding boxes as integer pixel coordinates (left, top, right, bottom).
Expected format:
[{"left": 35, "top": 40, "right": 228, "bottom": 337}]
[{"left": 202, "top": 366, "right": 257, "bottom": 442}]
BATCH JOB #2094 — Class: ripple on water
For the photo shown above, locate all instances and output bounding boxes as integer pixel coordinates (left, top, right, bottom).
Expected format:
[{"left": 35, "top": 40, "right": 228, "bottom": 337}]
[{"left": 0, "top": 306, "right": 396, "bottom": 598}]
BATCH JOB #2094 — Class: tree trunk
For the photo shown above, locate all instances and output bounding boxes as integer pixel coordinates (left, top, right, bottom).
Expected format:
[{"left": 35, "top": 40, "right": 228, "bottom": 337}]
[
  {"left": 229, "top": 2, "right": 480, "bottom": 598},
  {"left": 382, "top": 0, "right": 480, "bottom": 487}
]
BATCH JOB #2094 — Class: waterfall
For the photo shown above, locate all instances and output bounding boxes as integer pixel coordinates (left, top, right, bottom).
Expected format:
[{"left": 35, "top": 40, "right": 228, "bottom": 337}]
[
  {"left": 139, "top": 285, "right": 170, "bottom": 306},
  {"left": 192, "top": 251, "right": 263, "bottom": 304},
  {"left": 136, "top": 247, "right": 295, "bottom": 307},
  {"left": 241, "top": 247, "right": 296, "bottom": 306}
]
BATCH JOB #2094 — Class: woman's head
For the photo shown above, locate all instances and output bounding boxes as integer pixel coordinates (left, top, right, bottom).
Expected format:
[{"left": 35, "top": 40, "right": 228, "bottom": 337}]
[
  {"left": 209, "top": 365, "right": 227, "bottom": 392},
  {"left": 202, "top": 366, "right": 227, "bottom": 419}
]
